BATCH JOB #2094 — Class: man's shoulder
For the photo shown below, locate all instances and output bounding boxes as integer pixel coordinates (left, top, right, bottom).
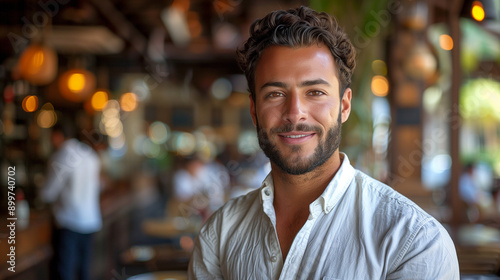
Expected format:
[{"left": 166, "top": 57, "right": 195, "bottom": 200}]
[
  {"left": 198, "top": 188, "right": 262, "bottom": 240},
  {"left": 215, "top": 188, "right": 262, "bottom": 218},
  {"left": 350, "top": 169, "right": 435, "bottom": 224},
  {"left": 353, "top": 170, "right": 419, "bottom": 205},
  {"left": 349, "top": 169, "right": 457, "bottom": 269}
]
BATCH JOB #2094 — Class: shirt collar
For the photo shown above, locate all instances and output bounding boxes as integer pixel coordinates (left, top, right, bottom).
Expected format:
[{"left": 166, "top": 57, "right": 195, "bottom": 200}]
[
  {"left": 318, "top": 153, "right": 355, "bottom": 214},
  {"left": 259, "top": 153, "right": 355, "bottom": 215},
  {"left": 260, "top": 173, "right": 274, "bottom": 204}
]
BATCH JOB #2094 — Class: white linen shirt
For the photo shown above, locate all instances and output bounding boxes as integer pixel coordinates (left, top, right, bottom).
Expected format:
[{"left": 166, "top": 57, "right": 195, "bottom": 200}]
[
  {"left": 189, "top": 154, "right": 459, "bottom": 279},
  {"left": 42, "top": 139, "right": 102, "bottom": 234}
]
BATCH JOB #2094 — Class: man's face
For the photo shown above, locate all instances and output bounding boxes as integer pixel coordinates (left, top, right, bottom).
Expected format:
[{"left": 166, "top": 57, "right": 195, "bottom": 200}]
[{"left": 250, "top": 45, "right": 352, "bottom": 175}]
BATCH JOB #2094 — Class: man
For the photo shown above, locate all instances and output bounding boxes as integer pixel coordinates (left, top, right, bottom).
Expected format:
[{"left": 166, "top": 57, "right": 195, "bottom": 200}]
[
  {"left": 189, "top": 6, "right": 459, "bottom": 279},
  {"left": 42, "top": 123, "right": 102, "bottom": 280}
]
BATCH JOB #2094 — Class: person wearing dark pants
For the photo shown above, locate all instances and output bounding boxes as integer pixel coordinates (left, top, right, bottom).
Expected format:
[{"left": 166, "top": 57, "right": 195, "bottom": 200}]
[
  {"left": 52, "top": 228, "right": 93, "bottom": 280},
  {"left": 43, "top": 123, "right": 102, "bottom": 280}
]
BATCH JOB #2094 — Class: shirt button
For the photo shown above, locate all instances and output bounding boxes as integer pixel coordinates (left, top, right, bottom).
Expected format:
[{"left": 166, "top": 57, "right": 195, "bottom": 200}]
[
  {"left": 270, "top": 255, "right": 277, "bottom": 262},
  {"left": 264, "top": 189, "right": 271, "bottom": 196}
]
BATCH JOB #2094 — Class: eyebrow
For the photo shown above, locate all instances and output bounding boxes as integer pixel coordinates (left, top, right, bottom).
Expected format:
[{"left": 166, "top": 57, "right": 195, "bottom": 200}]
[{"left": 259, "top": 79, "right": 331, "bottom": 91}]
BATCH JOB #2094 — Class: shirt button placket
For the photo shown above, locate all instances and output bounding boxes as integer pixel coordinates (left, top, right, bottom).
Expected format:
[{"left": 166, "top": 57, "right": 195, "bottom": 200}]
[{"left": 271, "top": 255, "right": 277, "bottom": 262}]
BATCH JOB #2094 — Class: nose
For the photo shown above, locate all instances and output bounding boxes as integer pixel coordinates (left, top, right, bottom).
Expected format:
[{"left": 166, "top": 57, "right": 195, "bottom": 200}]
[{"left": 282, "top": 92, "right": 307, "bottom": 124}]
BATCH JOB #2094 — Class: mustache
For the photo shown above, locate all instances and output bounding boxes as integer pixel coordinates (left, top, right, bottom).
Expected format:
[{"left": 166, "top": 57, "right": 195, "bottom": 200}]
[{"left": 269, "top": 123, "right": 323, "bottom": 136}]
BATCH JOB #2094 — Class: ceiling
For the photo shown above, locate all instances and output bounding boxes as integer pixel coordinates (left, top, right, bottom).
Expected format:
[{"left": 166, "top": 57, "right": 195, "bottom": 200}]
[{"left": 0, "top": 0, "right": 307, "bottom": 98}]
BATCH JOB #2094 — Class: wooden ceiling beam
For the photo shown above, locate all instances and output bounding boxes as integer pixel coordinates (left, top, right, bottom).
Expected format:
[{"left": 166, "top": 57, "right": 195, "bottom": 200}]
[{"left": 87, "top": 0, "right": 147, "bottom": 56}]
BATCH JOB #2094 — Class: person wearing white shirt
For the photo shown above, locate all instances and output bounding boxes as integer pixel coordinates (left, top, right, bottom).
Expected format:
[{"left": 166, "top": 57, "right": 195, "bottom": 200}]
[
  {"left": 173, "top": 157, "right": 228, "bottom": 220},
  {"left": 189, "top": 6, "right": 459, "bottom": 279},
  {"left": 42, "top": 124, "right": 102, "bottom": 280}
]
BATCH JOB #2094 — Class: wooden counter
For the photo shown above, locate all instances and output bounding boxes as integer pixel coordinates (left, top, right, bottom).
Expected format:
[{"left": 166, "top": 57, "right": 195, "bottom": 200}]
[{"left": 0, "top": 211, "right": 52, "bottom": 280}]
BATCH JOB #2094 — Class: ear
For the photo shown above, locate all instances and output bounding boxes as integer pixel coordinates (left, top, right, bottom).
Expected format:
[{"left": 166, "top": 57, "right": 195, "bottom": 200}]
[
  {"left": 249, "top": 95, "right": 257, "bottom": 126},
  {"left": 340, "top": 88, "right": 352, "bottom": 123}
]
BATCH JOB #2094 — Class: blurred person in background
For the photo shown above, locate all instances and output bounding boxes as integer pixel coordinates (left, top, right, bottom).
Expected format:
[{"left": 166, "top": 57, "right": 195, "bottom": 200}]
[
  {"left": 172, "top": 156, "right": 228, "bottom": 221},
  {"left": 41, "top": 122, "right": 102, "bottom": 280},
  {"left": 189, "top": 6, "right": 459, "bottom": 279},
  {"left": 229, "top": 151, "right": 271, "bottom": 198},
  {"left": 460, "top": 162, "right": 494, "bottom": 222}
]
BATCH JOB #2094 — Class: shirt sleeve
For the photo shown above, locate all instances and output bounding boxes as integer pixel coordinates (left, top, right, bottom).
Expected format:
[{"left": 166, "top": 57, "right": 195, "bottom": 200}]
[
  {"left": 189, "top": 211, "right": 224, "bottom": 279},
  {"left": 387, "top": 219, "right": 460, "bottom": 280}
]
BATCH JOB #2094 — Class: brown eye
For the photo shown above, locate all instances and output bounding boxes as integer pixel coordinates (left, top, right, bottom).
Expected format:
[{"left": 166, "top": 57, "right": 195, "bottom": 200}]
[
  {"left": 308, "top": 90, "right": 325, "bottom": 96},
  {"left": 268, "top": 92, "right": 284, "bottom": 98}
]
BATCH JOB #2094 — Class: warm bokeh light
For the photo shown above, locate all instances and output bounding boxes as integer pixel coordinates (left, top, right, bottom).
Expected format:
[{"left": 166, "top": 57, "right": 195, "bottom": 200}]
[
  {"left": 102, "top": 100, "right": 120, "bottom": 118},
  {"left": 105, "top": 121, "right": 123, "bottom": 138},
  {"left": 371, "top": 75, "right": 389, "bottom": 97},
  {"left": 404, "top": 44, "right": 437, "bottom": 80},
  {"left": 371, "top": 60, "right": 387, "bottom": 76},
  {"left": 471, "top": 1, "right": 485, "bottom": 22},
  {"left": 59, "top": 69, "right": 96, "bottom": 102},
  {"left": 30, "top": 50, "right": 44, "bottom": 73},
  {"left": 22, "top": 95, "right": 39, "bottom": 112},
  {"left": 100, "top": 99, "right": 123, "bottom": 138},
  {"left": 103, "top": 116, "right": 120, "bottom": 128},
  {"left": 149, "top": 121, "right": 170, "bottom": 144},
  {"left": 439, "top": 34, "right": 453, "bottom": 51},
  {"left": 36, "top": 103, "right": 57, "bottom": 128},
  {"left": 17, "top": 45, "right": 58, "bottom": 85},
  {"left": 68, "top": 73, "right": 85, "bottom": 92},
  {"left": 91, "top": 90, "right": 109, "bottom": 111},
  {"left": 120, "top": 92, "right": 138, "bottom": 112}
]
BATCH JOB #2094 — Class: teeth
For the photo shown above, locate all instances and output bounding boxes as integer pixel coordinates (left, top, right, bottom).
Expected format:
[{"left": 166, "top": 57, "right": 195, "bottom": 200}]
[{"left": 284, "top": 134, "right": 307, "bottom": 138}]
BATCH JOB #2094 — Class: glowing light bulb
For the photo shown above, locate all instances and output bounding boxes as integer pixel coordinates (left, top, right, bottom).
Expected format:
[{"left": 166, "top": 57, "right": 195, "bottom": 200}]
[
  {"left": 439, "top": 34, "right": 453, "bottom": 51},
  {"left": 22, "top": 95, "right": 39, "bottom": 112},
  {"left": 471, "top": 1, "right": 485, "bottom": 22},
  {"left": 91, "top": 90, "right": 109, "bottom": 111},
  {"left": 68, "top": 73, "right": 85, "bottom": 93},
  {"left": 120, "top": 92, "right": 138, "bottom": 112},
  {"left": 371, "top": 75, "right": 389, "bottom": 97}
]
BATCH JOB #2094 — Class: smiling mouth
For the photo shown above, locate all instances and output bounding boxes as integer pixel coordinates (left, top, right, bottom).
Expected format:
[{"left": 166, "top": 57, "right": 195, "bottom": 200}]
[{"left": 282, "top": 134, "right": 312, "bottom": 138}]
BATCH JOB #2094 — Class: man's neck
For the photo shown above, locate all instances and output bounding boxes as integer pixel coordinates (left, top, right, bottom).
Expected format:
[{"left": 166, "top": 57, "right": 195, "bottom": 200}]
[{"left": 271, "top": 151, "right": 343, "bottom": 214}]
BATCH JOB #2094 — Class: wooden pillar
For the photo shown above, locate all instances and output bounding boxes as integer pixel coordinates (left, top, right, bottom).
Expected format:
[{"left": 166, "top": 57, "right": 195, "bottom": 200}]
[{"left": 448, "top": 0, "right": 464, "bottom": 226}]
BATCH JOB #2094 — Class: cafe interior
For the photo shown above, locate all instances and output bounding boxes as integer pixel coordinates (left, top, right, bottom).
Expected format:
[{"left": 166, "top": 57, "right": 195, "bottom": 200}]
[{"left": 1, "top": 0, "right": 500, "bottom": 279}]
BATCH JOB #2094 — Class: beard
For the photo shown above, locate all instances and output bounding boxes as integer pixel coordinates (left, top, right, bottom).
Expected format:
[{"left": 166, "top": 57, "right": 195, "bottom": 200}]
[{"left": 256, "top": 110, "right": 342, "bottom": 175}]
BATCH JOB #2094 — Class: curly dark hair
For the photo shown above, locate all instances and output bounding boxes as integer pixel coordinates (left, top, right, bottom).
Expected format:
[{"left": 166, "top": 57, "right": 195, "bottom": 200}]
[{"left": 236, "top": 6, "right": 356, "bottom": 101}]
